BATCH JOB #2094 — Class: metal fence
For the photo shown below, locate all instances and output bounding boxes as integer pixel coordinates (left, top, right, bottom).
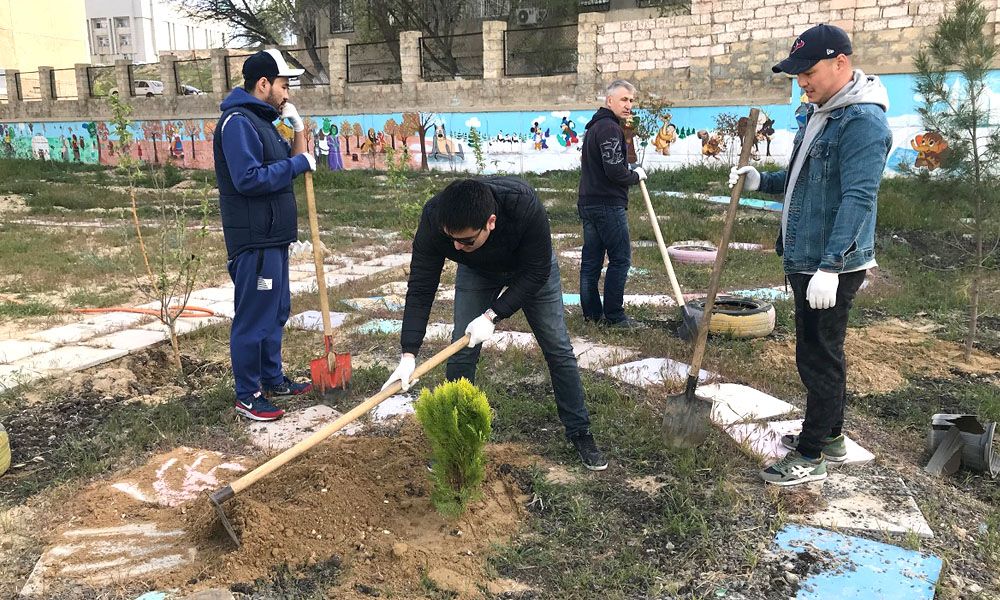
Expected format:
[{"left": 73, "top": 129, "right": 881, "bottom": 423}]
[
  {"left": 173, "top": 58, "right": 213, "bottom": 95},
  {"left": 504, "top": 25, "right": 577, "bottom": 77},
  {"left": 128, "top": 62, "right": 161, "bottom": 97},
  {"left": 225, "top": 53, "right": 254, "bottom": 90},
  {"left": 284, "top": 46, "right": 330, "bottom": 87},
  {"left": 346, "top": 41, "right": 401, "bottom": 84},
  {"left": 49, "top": 68, "right": 78, "bottom": 99},
  {"left": 420, "top": 32, "right": 483, "bottom": 81},
  {"left": 578, "top": 0, "right": 611, "bottom": 11},
  {"left": 87, "top": 66, "right": 115, "bottom": 97},
  {"left": 16, "top": 72, "right": 42, "bottom": 101}
]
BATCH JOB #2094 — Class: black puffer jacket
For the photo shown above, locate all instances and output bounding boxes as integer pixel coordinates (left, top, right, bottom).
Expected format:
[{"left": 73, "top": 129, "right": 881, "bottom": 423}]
[{"left": 578, "top": 107, "right": 639, "bottom": 208}]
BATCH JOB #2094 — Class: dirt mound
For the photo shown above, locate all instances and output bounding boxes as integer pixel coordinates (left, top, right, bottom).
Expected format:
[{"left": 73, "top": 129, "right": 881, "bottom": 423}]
[
  {"left": 47, "top": 421, "right": 532, "bottom": 599},
  {"left": 764, "top": 319, "right": 1000, "bottom": 395}
]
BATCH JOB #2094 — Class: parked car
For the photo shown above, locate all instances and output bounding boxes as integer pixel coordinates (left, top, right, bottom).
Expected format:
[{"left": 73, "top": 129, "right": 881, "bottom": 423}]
[
  {"left": 110, "top": 79, "right": 164, "bottom": 98},
  {"left": 180, "top": 84, "right": 204, "bottom": 95}
]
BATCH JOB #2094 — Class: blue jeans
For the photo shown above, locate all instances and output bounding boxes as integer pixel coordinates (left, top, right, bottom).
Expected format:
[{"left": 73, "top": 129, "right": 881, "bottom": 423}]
[
  {"left": 447, "top": 256, "right": 592, "bottom": 439},
  {"left": 578, "top": 205, "right": 631, "bottom": 323},
  {"left": 227, "top": 246, "right": 291, "bottom": 399}
]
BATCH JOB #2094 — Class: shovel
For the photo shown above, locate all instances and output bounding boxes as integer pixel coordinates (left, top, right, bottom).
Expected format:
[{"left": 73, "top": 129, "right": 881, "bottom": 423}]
[
  {"left": 637, "top": 179, "right": 700, "bottom": 338},
  {"left": 208, "top": 334, "right": 472, "bottom": 547},
  {"left": 662, "top": 107, "right": 760, "bottom": 449},
  {"left": 304, "top": 171, "right": 352, "bottom": 394}
]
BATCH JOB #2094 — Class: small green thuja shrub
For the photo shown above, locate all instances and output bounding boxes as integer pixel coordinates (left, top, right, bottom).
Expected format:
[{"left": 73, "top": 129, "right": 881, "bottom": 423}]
[{"left": 414, "top": 378, "right": 492, "bottom": 517}]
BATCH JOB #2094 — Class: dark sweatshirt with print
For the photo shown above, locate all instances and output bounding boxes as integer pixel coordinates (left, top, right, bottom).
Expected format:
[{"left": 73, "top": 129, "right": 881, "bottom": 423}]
[{"left": 578, "top": 107, "right": 639, "bottom": 208}]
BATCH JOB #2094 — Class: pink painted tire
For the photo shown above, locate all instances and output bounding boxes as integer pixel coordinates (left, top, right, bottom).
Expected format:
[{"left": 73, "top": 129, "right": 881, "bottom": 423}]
[{"left": 667, "top": 242, "right": 718, "bottom": 265}]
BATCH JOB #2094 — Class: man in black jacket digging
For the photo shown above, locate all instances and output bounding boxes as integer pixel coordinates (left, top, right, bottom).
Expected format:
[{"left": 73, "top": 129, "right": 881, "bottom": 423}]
[
  {"left": 579, "top": 79, "right": 647, "bottom": 328},
  {"left": 381, "top": 177, "right": 608, "bottom": 470}
]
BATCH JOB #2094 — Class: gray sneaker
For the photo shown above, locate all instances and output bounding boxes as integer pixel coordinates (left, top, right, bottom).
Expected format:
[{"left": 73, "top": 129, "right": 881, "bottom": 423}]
[
  {"left": 760, "top": 451, "right": 827, "bottom": 486},
  {"left": 605, "top": 317, "right": 646, "bottom": 331},
  {"left": 781, "top": 434, "right": 848, "bottom": 463}
]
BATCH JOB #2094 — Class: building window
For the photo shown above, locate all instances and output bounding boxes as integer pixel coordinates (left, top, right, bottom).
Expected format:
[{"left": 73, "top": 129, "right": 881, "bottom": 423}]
[
  {"left": 97, "top": 36, "right": 110, "bottom": 48},
  {"left": 93, "top": 19, "right": 105, "bottom": 29},
  {"left": 118, "top": 34, "right": 131, "bottom": 47},
  {"left": 330, "top": 0, "right": 354, "bottom": 33},
  {"left": 114, "top": 17, "right": 130, "bottom": 29}
]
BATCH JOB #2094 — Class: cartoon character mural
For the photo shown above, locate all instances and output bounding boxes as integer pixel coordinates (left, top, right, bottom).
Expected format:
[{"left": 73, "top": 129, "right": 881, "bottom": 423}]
[
  {"left": 530, "top": 121, "right": 550, "bottom": 150},
  {"left": 556, "top": 117, "right": 579, "bottom": 148},
  {"left": 623, "top": 117, "right": 639, "bottom": 164},
  {"left": 652, "top": 113, "right": 678, "bottom": 156},
  {"left": 911, "top": 131, "right": 948, "bottom": 170},
  {"left": 736, "top": 112, "right": 772, "bottom": 161},
  {"left": 431, "top": 123, "right": 465, "bottom": 161},
  {"left": 697, "top": 130, "right": 725, "bottom": 160}
]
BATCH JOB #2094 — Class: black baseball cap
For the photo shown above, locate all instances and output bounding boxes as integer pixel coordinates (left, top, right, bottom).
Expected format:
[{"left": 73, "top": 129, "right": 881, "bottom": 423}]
[
  {"left": 772, "top": 24, "right": 853, "bottom": 74},
  {"left": 242, "top": 49, "right": 304, "bottom": 84}
]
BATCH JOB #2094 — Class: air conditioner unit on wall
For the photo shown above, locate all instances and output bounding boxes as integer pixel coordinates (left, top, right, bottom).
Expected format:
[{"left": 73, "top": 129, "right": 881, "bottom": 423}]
[{"left": 516, "top": 8, "right": 541, "bottom": 25}]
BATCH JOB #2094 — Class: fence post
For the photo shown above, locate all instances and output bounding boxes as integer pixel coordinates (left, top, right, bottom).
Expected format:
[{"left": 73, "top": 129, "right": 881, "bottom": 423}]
[
  {"left": 576, "top": 12, "right": 606, "bottom": 96},
  {"left": 114, "top": 59, "right": 131, "bottom": 96},
  {"left": 5, "top": 69, "right": 21, "bottom": 105},
  {"left": 74, "top": 63, "right": 90, "bottom": 99},
  {"left": 328, "top": 40, "right": 348, "bottom": 102},
  {"left": 160, "top": 54, "right": 179, "bottom": 97},
  {"left": 399, "top": 30, "right": 422, "bottom": 84},
  {"left": 211, "top": 48, "right": 229, "bottom": 94},
  {"left": 38, "top": 66, "right": 54, "bottom": 101},
  {"left": 482, "top": 21, "right": 507, "bottom": 80}
]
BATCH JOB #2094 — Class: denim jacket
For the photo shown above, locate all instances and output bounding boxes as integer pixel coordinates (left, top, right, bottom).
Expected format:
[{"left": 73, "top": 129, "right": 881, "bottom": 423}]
[{"left": 760, "top": 103, "right": 892, "bottom": 274}]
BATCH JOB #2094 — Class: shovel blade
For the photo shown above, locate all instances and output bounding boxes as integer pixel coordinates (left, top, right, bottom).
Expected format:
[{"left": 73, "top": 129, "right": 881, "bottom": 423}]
[
  {"left": 310, "top": 352, "right": 352, "bottom": 393},
  {"left": 662, "top": 390, "right": 713, "bottom": 449}
]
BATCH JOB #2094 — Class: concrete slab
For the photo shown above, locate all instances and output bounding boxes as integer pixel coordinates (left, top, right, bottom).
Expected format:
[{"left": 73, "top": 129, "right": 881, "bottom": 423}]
[
  {"left": 10, "top": 346, "right": 128, "bottom": 377},
  {"left": 139, "top": 317, "right": 228, "bottom": 337},
  {"left": 724, "top": 419, "right": 875, "bottom": 466},
  {"left": 698, "top": 383, "right": 797, "bottom": 425},
  {"left": 484, "top": 331, "right": 536, "bottom": 351},
  {"left": 561, "top": 293, "right": 677, "bottom": 307},
  {"left": 372, "top": 395, "right": 415, "bottom": 421},
  {"left": 425, "top": 323, "right": 453, "bottom": 341},
  {"left": 600, "top": 357, "right": 714, "bottom": 387},
  {"left": 287, "top": 310, "right": 350, "bottom": 331},
  {"left": 78, "top": 312, "right": 151, "bottom": 331},
  {"left": 0, "top": 363, "right": 50, "bottom": 390},
  {"left": 287, "top": 269, "right": 314, "bottom": 282},
  {"left": 331, "top": 264, "right": 385, "bottom": 277},
  {"left": 357, "top": 319, "right": 403, "bottom": 335},
  {"left": 342, "top": 295, "right": 406, "bottom": 312},
  {"left": 201, "top": 301, "right": 235, "bottom": 319},
  {"left": 374, "top": 281, "right": 409, "bottom": 295},
  {"left": 359, "top": 253, "right": 411, "bottom": 269},
  {"left": 727, "top": 286, "right": 791, "bottom": 302},
  {"left": 773, "top": 524, "right": 941, "bottom": 598},
  {"left": 792, "top": 474, "right": 935, "bottom": 539},
  {"left": 26, "top": 323, "right": 105, "bottom": 345},
  {"left": 0, "top": 340, "right": 54, "bottom": 364},
  {"left": 187, "top": 286, "right": 236, "bottom": 303},
  {"left": 570, "top": 338, "right": 639, "bottom": 370},
  {"left": 19, "top": 523, "right": 197, "bottom": 595},
  {"left": 110, "top": 447, "right": 246, "bottom": 507},
  {"left": 246, "top": 404, "right": 361, "bottom": 452},
  {"left": 82, "top": 328, "right": 169, "bottom": 352}
]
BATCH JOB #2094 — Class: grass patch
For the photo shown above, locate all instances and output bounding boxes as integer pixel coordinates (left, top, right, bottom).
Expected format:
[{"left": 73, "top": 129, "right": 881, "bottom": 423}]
[{"left": 0, "top": 300, "right": 57, "bottom": 318}]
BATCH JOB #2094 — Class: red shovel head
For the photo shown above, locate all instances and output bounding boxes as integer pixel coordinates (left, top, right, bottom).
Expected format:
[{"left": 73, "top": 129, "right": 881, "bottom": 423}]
[{"left": 310, "top": 336, "right": 352, "bottom": 392}]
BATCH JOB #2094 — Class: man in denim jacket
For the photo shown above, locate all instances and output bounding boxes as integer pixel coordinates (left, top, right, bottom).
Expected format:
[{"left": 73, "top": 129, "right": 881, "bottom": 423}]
[{"left": 730, "top": 24, "right": 892, "bottom": 486}]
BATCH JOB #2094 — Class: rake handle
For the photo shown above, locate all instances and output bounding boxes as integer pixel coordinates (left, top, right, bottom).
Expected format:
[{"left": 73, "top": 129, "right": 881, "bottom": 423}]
[
  {"left": 638, "top": 179, "right": 686, "bottom": 308},
  {"left": 212, "top": 335, "right": 471, "bottom": 502},
  {"left": 687, "top": 107, "right": 760, "bottom": 377}
]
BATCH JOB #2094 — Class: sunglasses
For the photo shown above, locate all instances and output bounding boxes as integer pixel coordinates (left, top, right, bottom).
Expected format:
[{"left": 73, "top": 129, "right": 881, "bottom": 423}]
[{"left": 443, "top": 227, "right": 485, "bottom": 246}]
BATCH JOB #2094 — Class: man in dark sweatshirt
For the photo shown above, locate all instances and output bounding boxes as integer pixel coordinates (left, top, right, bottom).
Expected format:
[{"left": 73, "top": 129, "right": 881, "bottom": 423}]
[
  {"left": 578, "top": 79, "right": 647, "bottom": 328},
  {"left": 381, "top": 177, "right": 608, "bottom": 471},
  {"left": 214, "top": 49, "right": 317, "bottom": 422}
]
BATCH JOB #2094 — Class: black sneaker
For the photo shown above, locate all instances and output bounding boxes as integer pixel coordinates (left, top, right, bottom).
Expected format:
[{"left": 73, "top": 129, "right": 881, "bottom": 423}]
[
  {"left": 605, "top": 317, "right": 646, "bottom": 331},
  {"left": 263, "top": 375, "right": 313, "bottom": 399},
  {"left": 570, "top": 433, "right": 609, "bottom": 471}
]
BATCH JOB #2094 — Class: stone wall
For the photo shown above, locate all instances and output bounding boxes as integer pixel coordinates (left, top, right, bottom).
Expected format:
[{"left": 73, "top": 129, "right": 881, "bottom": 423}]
[{"left": 2, "top": 0, "right": 998, "bottom": 123}]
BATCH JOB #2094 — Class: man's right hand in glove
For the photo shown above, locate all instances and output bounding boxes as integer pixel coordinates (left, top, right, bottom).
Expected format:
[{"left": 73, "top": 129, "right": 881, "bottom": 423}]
[
  {"left": 728, "top": 166, "right": 761, "bottom": 191},
  {"left": 381, "top": 353, "right": 417, "bottom": 392}
]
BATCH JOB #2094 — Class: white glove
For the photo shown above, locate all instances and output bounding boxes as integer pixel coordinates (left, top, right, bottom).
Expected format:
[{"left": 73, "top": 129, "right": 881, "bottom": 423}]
[
  {"left": 465, "top": 313, "right": 496, "bottom": 348},
  {"left": 381, "top": 354, "right": 417, "bottom": 392},
  {"left": 301, "top": 152, "right": 316, "bottom": 171},
  {"left": 806, "top": 271, "right": 839, "bottom": 310},
  {"left": 632, "top": 166, "right": 647, "bottom": 181},
  {"left": 281, "top": 102, "right": 304, "bottom": 132},
  {"left": 729, "top": 166, "right": 761, "bottom": 191}
]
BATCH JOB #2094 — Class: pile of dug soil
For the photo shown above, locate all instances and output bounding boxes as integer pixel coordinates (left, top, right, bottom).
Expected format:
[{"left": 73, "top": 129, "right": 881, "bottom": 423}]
[
  {"left": 764, "top": 320, "right": 1000, "bottom": 395},
  {"left": 49, "top": 421, "right": 533, "bottom": 599}
]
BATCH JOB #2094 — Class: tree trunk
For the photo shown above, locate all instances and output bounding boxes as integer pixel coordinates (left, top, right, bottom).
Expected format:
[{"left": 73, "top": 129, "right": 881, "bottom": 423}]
[
  {"left": 168, "top": 325, "right": 184, "bottom": 373},
  {"left": 190, "top": 135, "right": 196, "bottom": 160},
  {"left": 964, "top": 196, "right": 985, "bottom": 362},
  {"left": 419, "top": 126, "right": 428, "bottom": 171}
]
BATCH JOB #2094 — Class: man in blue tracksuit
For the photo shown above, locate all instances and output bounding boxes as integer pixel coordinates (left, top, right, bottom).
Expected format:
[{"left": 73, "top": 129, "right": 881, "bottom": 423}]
[{"left": 214, "top": 49, "right": 317, "bottom": 421}]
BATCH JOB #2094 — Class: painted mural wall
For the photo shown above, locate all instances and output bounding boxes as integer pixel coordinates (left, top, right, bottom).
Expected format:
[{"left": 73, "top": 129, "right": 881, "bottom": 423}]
[{"left": 2, "top": 72, "right": 997, "bottom": 176}]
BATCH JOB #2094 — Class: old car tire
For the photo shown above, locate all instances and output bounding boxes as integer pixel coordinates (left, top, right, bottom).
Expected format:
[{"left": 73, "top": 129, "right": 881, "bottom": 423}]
[{"left": 684, "top": 295, "right": 775, "bottom": 338}]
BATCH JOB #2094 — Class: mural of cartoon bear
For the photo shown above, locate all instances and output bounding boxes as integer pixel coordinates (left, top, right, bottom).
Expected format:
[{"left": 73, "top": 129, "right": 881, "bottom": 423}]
[{"left": 911, "top": 131, "right": 948, "bottom": 170}]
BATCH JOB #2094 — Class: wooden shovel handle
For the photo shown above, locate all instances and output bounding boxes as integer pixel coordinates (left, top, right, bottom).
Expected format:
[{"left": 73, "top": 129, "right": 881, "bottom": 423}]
[
  {"left": 638, "top": 179, "right": 686, "bottom": 307},
  {"left": 304, "top": 171, "right": 335, "bottom": 340},
  {"left": 227, "top": 334, "right": 471, "bottom": 497},
  {"left": 687, "top": 108, "right": 761, "bottom": 376}
]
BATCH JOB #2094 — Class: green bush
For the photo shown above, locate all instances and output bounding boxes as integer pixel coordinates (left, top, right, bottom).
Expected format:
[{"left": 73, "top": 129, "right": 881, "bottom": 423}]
[{"left": 414, "top": 378, "right": 492, "bottom": 517}]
